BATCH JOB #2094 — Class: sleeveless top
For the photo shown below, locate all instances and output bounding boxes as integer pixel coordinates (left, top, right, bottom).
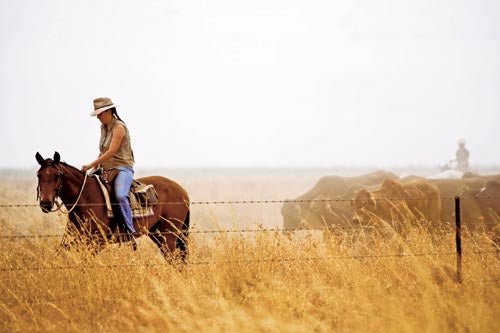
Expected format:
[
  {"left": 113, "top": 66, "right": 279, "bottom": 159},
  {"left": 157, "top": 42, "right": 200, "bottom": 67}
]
[{"left": 99, "top": 118, "right": 135, "bottom": 169}]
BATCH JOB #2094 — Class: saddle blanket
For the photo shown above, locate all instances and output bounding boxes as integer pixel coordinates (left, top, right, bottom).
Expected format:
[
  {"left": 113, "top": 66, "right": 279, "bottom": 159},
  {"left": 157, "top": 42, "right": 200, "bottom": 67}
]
[{"left": 94, "top": 176, "right": 155, "bottom": 219}]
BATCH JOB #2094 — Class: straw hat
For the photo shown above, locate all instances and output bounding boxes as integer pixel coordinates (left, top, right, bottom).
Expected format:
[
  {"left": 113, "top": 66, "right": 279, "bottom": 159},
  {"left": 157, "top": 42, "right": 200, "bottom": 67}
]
[{"left": 90, "top": 97, "right": 117, "bottom": 116}]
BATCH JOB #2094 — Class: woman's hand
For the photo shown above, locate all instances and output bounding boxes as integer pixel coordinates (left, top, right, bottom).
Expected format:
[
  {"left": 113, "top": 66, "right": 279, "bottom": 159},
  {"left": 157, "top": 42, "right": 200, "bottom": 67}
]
[{"left": 82, "top": 164, "right": 95, "bottom": 173}]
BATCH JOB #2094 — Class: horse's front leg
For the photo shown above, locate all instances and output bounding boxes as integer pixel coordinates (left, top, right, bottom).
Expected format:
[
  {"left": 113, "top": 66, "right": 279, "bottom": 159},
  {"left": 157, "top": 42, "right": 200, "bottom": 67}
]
[
  {"left": 56, "top": 234, "right": 73, "bottom": 254},
  {"left": 84, "top": 234, "right": 109, "bottom": 255},
  {"left": 56, "top": 226, "right": 80, "bottom": 254},
  {"left": 56, "top": 228, "right": 107, "bottom": 256}
]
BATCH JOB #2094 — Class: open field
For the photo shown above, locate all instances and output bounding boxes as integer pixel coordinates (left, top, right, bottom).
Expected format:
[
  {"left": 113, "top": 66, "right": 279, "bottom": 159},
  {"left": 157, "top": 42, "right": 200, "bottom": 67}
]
[{"left": 1, "top": 168, "right": 499, "bottom": 332}]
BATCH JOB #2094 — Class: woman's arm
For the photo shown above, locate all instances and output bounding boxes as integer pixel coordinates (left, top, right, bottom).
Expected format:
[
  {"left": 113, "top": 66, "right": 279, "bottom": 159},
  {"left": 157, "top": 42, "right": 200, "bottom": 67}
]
[{"left": 82, "top": 125, "right": 125, "bottom": 172}]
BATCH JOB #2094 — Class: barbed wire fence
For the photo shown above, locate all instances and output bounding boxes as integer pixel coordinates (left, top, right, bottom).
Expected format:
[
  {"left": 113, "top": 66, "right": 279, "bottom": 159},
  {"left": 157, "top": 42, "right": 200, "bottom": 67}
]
[
  {"left": 1, "top": 194, "right": 500, "bottom": 207},
  {"left": 0, "top": 196, "right": 498, "bottom": 282}
]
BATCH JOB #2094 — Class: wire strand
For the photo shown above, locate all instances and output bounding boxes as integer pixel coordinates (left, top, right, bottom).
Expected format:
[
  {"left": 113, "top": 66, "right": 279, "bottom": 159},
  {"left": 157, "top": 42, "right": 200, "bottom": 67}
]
[{"left": 2, "top": 195, "right": 500, "bottom": 208}]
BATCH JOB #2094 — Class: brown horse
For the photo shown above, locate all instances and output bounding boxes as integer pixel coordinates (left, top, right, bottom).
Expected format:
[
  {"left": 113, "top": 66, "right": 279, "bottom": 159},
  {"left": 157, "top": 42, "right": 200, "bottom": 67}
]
[{"left": 35, "top": 151, "right": 190, "bottom": 261}]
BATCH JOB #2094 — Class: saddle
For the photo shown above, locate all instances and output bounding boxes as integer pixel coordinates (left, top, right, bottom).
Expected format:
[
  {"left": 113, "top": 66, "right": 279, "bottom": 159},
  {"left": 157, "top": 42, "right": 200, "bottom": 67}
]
[{"left": 91, "top": 168, "right": 158, "bottom": 218}]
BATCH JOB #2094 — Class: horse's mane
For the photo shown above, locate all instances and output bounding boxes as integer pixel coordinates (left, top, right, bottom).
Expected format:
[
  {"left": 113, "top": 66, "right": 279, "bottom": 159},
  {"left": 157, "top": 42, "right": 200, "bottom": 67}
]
[{"left": 60, "top": 161, "right": 84, "bottom": 175}]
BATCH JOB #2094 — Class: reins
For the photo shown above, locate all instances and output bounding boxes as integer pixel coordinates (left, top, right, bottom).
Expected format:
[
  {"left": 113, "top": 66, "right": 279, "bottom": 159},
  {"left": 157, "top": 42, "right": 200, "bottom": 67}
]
[
  {"left": 55, "top": 170, "right": 88, "bottom": 255},
  {"left": 65, "top": 170, "right": 89, "bottom": 214}
]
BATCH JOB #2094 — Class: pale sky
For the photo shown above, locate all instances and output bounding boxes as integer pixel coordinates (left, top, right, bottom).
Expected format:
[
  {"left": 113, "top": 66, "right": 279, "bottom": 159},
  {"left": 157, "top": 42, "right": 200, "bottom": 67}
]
[{"left": 1, "top": 0, "right": 499, "bottom": 169}]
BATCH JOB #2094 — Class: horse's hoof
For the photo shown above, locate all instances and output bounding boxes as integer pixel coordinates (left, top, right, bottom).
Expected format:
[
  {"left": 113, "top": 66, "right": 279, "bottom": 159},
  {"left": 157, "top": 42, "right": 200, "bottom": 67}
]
[{"left": 131, "top": 237, "right": 138, "bottom": 251}]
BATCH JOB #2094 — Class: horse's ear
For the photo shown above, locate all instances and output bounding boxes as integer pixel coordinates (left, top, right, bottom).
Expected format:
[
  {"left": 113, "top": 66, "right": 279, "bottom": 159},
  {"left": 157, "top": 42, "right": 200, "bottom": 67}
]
[
  {"left": 53, "top": 152, "right": 60, "bottom": 165},
  {"left": 35, "top": 152, "right": 44, "bottom": 166}
]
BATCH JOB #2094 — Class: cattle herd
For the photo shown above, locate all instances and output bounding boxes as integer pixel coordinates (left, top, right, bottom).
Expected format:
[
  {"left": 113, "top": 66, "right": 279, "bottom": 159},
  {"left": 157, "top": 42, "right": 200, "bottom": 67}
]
[{"left": 281, "top": 170, "right": 500, "bottom": 233}]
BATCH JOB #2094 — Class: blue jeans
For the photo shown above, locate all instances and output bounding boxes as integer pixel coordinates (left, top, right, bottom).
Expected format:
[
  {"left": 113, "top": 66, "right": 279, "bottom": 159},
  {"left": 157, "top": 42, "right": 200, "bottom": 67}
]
[{"left": 114, "top": 166, "right": 135, "bottom": 233}]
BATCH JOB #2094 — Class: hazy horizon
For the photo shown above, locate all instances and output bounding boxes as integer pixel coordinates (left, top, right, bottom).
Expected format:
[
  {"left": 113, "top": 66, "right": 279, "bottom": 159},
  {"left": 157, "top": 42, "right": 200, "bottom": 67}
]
[
  {"left": 1, "top": 1, "right": 499, "bottom": 169},
  {"left": 4, "top": 163, "right": 500, "bottom": 176}
]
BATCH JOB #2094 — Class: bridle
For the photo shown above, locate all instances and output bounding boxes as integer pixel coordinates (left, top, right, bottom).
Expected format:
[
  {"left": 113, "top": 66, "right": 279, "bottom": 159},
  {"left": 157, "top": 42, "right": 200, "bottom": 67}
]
[{"left": 37, "top": 162, "right": 89, "bottom": 214}]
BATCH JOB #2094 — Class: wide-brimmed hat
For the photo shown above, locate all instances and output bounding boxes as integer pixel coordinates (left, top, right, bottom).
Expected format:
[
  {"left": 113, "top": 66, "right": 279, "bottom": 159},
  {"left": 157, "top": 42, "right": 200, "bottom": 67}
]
[{"left": 90, "top": 97, "right": 117, "bottom": 116}]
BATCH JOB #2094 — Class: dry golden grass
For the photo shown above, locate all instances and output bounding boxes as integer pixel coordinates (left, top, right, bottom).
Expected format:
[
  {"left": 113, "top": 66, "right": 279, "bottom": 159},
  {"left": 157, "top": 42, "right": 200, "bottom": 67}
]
[{"left": 0, "top": 172, "right": 499, "bottom": 332}]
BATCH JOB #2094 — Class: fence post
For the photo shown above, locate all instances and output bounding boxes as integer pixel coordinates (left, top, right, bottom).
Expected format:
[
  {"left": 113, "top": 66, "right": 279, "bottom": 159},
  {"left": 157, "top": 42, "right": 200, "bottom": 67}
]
[{"left": 455, "top": 196, "right": 462, "bottom": 283}]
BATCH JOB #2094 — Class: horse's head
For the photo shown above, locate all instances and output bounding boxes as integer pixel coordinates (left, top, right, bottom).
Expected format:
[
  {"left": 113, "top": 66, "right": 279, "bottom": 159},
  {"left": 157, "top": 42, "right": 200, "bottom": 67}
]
[{"left": 35, "top": 151, "right": 62, "bottom": 213}]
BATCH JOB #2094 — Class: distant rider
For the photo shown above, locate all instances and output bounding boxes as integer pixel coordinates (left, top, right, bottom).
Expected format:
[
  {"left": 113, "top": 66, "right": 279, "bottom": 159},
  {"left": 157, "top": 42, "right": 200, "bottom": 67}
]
[{"left": 455, "top": 139, "right": 470, "bottom": 172}]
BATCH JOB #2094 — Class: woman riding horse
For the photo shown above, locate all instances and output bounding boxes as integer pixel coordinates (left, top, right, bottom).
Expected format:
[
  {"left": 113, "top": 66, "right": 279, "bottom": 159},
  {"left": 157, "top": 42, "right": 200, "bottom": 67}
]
[
  {"left": 36, "top": 98, "right": 190, "bottom": 260},
  {"left": 36, "top": 151, "right": 190, "bottom": 261}
]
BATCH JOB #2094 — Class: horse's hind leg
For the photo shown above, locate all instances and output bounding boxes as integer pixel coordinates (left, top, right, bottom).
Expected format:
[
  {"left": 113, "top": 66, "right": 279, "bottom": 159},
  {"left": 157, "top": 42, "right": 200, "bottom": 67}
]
[
  {"left": 148, "top": 219, "right": 182, "bottom": 263},
  {"left": 175, "top": 210, "right": 190, "bottom": 262}
]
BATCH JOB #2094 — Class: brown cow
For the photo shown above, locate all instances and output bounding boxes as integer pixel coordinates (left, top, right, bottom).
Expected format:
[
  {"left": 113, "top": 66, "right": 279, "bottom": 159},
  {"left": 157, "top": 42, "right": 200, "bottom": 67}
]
[
  {"left": 352, "top": 178, "right": 441, "bottom": 229},
  {"left": 300, "top": 175, "right": 425, "bottom": 230},
  {"left": 474, "top": 181, "right": 500, "bottom": 244},
  {"left": 427, "top": 177, "right": 487, "bottom": 227},
  {"left": 281, "top": 170, "right": 399, "bottom": 230},
  {"left": 300, "top": 182, "right": 388, "bottom": 229},
  {"left": 475, "top": 180, "right": 500, "bottom": 222},
  {"left": 462, "top": 172, "right": 500, "bottom": 181},
  {"left": 300, "top": 193, "right": 356, "bottom": 230}
]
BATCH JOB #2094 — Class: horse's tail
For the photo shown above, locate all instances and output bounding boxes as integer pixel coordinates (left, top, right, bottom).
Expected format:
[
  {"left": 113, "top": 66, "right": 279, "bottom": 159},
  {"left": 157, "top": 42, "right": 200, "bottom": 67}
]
[{"left": 176, "top": 209, "right": 190, "bottom": 260}]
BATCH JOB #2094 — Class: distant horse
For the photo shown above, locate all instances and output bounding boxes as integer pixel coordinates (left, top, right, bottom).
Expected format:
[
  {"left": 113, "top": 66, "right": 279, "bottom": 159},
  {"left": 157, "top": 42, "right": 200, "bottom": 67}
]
[{"left": 35, "top": 151, "right": 190, "bottom": 261}]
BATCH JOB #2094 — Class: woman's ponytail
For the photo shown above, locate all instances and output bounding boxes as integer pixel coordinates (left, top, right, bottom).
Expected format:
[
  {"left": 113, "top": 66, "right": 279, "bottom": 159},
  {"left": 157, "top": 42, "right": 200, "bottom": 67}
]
[{"left": 110, "top": 108, "right": 125, "bottom": 124}]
